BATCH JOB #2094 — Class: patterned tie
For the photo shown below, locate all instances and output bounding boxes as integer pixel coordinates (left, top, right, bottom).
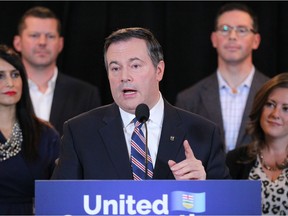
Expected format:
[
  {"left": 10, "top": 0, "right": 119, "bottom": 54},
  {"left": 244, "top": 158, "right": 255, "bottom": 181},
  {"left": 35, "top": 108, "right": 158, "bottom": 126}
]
[{"left": 131, "top": 118, "right": 153, "bottom": 180}]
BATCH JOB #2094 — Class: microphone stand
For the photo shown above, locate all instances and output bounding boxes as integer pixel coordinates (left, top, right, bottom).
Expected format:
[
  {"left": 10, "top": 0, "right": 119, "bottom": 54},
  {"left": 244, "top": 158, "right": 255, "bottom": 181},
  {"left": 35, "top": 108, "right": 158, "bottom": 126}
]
[{"left": 144, "top": 121, "right": 148, "bottom": 179}]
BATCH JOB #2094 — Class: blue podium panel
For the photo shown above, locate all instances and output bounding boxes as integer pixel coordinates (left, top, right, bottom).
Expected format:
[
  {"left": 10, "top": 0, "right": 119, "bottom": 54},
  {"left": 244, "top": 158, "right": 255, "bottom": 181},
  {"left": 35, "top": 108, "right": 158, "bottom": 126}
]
[{"left": 35, "top": 180, "right": 261, "bottom": 215}]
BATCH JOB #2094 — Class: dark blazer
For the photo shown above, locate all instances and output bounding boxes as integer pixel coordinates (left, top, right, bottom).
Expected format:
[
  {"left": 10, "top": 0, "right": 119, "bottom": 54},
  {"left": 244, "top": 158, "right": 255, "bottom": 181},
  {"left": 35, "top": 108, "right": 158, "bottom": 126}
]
[
  {"left": 52, "top": 100, "right": 230, "bottom": 180},
  {"left": 225, "top": 145, "right": 255, "bottom": 179},
  {"left": 49, "top": 73, "right": 101, "bottom": 135},
  {"left": 175, "top": 70, "right": 269, "bottom": 149}
]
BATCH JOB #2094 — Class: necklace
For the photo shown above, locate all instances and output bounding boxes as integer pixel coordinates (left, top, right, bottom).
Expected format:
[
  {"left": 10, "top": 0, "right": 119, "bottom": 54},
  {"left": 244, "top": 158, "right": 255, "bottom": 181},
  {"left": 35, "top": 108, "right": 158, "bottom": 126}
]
[
  {"left": 0, "top": 122, "right": 23, "bottom": 162},
  {"left": 259, "top": 151, "right": 288, "bottom": 171}
]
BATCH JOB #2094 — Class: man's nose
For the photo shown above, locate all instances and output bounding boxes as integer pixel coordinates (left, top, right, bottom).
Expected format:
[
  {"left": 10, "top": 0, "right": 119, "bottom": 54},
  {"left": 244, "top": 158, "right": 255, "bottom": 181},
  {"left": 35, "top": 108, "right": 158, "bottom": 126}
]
[{"left": 38, "top": 34, "right": 47, "bottom": 44}]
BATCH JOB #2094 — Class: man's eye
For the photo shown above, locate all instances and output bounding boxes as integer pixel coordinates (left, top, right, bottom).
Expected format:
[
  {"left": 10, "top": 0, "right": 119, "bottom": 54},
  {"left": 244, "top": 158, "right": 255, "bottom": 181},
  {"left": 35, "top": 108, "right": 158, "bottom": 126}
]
[
  {"left": 132, "top": 64, "right": 140, "bottom": 69},
  {"left": 221, "top": 25, "right": 230, "bottom": 31},
  {"left": 237, "top": 27, "right": 248, "bottom": 33},
  {"left": 111, "top": 67, "right": 119, "bottom": 72},
  {"left": 47, "top": 34, "right": 56, "bottom": 39},
  {"left": 30, "top": 34, "right": 39, "bottom": 38}
]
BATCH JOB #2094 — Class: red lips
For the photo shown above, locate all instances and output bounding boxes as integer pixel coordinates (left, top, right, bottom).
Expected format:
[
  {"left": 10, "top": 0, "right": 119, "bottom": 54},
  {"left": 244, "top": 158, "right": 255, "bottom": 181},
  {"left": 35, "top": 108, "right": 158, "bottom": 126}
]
[{"left": 4, "top": 91, "right": 16, "bottom": 96}]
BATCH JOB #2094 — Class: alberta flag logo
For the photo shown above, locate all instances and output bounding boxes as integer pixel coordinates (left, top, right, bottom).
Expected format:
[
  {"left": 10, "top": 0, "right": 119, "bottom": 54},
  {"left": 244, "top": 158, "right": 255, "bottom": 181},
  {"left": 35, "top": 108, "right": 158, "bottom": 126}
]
[
  {"left": 182, "top": 194, "right": 193, "bottom": 209},
  {"left": 170, "top": 191, "right": 206, "bottom": 213}
]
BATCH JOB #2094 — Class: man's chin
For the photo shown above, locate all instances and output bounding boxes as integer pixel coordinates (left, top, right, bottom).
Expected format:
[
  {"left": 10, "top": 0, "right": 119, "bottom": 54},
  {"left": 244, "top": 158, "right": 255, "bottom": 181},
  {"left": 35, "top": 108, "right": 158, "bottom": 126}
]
[
  {"left": 32, "top": 61, "right": 54, "bottom": 69},
  {"left": 118, "top": 102, "right": 141, "bottom": 114}
]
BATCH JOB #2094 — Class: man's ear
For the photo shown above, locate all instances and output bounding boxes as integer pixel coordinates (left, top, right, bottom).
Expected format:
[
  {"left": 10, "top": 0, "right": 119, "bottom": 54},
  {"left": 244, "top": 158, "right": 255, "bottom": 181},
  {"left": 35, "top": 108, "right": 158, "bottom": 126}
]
[
  {"left": 252, "top": 33, "right": 261, "bottom": 50},
  {"left": 58, "top": 37, "right": 64, "bottom": 53},
  {"left": 211, "top": 32, "right": 218, "bottom": 48},
  {"left": 13, "top": 35, "right": 22, "bottom": 52},
  {"left": 156, "top": 60, "right": 165, "bottom": 81}
]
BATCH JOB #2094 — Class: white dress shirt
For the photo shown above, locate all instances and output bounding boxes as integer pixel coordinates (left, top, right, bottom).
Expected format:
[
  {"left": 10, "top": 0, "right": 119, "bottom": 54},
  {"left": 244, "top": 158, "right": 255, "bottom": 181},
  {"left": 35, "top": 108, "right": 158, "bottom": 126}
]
[
  {"left": 28, "top": 68, "right": 58, "bottom": 121},
  {"left": 120, "top": 93, "right": 164, "bottom": 167}
]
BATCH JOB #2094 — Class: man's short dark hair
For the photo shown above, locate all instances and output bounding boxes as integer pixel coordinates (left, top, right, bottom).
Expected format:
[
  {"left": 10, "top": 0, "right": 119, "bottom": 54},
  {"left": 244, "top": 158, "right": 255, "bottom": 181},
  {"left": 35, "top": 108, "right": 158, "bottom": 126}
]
[
  {"left": 104, "top": 27, "right": 164, "bottom": 70},
  {"left": 214, "top": 3, "right": 259, "bottom": 33},
  {"left": 17, "top": 6, "right": 61, "bottom": 35}
]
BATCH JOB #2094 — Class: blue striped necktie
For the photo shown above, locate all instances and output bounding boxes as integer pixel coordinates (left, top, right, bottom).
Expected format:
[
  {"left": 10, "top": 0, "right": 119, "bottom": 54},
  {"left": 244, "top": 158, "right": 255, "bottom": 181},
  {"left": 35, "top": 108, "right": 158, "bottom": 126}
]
[{"left": 131, "top": 118, "right": 153, "bottom": 180}]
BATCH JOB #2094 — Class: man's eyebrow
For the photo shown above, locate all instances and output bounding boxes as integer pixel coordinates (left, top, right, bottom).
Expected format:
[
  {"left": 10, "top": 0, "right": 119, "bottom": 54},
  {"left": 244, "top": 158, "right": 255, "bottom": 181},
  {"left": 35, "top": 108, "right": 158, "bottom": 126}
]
[
  {"left": 108, "top": 57, "right": 144, "bottom": 66},
  {"left": 129, "top": 57, "right": 144, "bottom": 63},
  {"left": 108, "top": 61, "right": 119, "bottom": 66}
]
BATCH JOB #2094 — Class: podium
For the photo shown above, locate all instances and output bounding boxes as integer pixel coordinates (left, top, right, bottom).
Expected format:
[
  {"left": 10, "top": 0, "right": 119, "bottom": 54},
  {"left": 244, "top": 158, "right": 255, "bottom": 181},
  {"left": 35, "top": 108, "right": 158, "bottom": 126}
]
[{"left": 35, "top": 180, "right": 261, "bottom": 215}]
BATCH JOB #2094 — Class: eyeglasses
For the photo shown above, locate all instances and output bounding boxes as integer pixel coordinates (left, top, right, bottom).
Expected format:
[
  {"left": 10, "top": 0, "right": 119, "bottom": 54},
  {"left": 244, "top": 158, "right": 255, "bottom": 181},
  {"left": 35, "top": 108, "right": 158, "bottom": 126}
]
[{"left": 216, "top": 25, "right": 256, "bottom": 37}]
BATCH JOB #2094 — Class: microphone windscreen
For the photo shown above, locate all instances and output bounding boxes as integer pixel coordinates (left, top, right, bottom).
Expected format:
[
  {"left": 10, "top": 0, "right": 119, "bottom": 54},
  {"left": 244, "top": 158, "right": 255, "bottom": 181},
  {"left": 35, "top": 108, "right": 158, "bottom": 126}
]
[{"left": 135, "top": 103, "right": 150, "bottom": 123}]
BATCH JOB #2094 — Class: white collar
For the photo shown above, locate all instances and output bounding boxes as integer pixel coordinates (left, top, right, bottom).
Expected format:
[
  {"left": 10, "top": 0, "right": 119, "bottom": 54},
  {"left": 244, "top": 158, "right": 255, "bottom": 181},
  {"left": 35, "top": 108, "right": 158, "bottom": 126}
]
[
  {"left": 120, "top": 93, "right": 164, "bottom": 128},
  {"left": 28, "top": 68, "right": 58, "bottom": 90}
]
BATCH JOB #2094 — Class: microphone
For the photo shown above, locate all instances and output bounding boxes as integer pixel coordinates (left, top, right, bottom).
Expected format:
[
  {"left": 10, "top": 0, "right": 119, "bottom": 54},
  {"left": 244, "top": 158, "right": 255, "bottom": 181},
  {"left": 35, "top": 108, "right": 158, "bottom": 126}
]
[
  {"left": 135, "top": 103, "right": 150, "bottom": 123},
  {"left": 135, "top": 103, "right": 150, "bottom": 179}
]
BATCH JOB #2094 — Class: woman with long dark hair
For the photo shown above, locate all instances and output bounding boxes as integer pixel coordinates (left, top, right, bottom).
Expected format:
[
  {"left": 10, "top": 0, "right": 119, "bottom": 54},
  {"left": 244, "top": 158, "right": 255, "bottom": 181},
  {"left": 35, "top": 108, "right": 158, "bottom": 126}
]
[{"left": 0, "top": 44, "right": 60, "bottom": 214}]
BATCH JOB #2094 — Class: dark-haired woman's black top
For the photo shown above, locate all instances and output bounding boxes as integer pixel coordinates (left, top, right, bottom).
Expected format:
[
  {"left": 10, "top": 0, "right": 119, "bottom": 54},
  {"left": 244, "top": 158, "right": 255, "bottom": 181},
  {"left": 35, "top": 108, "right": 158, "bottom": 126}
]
[
  {"left": 0, "top": 125, "right": 60, "bottom": 215},
  {"left": 226, "top": 145, "right": 255, "bottom": 179}
]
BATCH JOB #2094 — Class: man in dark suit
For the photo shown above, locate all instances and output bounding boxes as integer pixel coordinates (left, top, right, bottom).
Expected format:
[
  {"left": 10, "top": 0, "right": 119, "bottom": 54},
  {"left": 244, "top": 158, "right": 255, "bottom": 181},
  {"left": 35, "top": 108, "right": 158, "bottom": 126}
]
[
  {"left": 176, "top": 3, "right": 269, "bottom": 152},
  {"left": 13, "top": 6, "right": 101, "bottom": 135},
  {"left": 52, "top": 27, "right": 230, "bottom": 180}
]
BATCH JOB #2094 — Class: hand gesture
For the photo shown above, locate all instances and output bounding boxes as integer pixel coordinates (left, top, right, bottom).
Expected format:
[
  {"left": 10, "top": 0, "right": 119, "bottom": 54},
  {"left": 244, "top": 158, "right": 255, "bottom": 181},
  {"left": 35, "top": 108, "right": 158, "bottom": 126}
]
[{"left": 168, "top": 140, "right": 206, "bottom": 180}]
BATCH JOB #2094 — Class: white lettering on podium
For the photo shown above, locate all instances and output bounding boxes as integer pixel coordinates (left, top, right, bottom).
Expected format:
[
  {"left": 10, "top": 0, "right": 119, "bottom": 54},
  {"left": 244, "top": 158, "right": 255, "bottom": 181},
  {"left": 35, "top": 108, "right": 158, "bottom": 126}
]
[
  {"left": 125, "top": 195, "right": 136, "bottom": 215},
  {"left": 83, "top": 194, "right": 168, "bottom": 215}
]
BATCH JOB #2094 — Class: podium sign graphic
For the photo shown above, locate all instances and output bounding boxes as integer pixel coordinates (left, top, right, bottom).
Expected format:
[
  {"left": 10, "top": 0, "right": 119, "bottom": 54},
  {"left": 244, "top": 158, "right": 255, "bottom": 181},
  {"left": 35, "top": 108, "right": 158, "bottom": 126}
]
[{"left": 35, "top": 180, "right": 261, "bottom": 215}]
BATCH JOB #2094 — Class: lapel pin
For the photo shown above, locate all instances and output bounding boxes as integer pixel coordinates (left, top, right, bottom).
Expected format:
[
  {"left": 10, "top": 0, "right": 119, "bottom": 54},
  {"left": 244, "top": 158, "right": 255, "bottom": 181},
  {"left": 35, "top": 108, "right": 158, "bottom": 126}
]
[{"left": 170, "top": 136, "right": 175, "bottom": 141}]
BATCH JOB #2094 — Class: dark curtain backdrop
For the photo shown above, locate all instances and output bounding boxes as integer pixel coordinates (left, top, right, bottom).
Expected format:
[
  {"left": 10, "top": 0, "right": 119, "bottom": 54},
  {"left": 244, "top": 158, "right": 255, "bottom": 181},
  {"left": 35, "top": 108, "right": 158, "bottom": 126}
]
[{"left": 0, "top": 1, "right": 287, "bottom": 105}]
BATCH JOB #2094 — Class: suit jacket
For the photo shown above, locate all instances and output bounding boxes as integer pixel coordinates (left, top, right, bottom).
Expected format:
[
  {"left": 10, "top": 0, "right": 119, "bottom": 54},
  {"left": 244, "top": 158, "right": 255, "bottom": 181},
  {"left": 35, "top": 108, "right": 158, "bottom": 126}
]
[
  {"left": 52, "top": 100, "right": 230, "bottom": 180},
  {"left": 225, "top": 145, "right": 255, "bottom": 179},
  {"left": 49, "top": 73, "right": 102, "bottom": 135},
  {"left": 175, "top": 70, "right": 269, "bottom": 149}
]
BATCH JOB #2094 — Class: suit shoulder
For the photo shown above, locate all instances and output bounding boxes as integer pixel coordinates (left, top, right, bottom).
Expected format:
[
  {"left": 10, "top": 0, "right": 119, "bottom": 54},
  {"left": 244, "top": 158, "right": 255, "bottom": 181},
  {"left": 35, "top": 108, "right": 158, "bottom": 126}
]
[
  {"left": 65, "top": 104, "right": 113, "bottom": 124},
  {"left": 177, "top": 73, "right": 216, "bottom": 97},
  {"left": 254, "top": 70, "right": 270, "bottom": 81},
  {"left": 57, "top": 73, "right": 99, "bottom": 91},
  {"left": 175, "top": 106, "right": 217, "bottom": 128}
]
